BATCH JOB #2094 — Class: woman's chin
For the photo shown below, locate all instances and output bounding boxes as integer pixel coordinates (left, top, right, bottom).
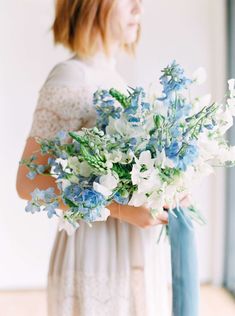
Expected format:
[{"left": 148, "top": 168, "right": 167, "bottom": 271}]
[{"left": 123, "top": 34, "right": 138, "bottom": 45}]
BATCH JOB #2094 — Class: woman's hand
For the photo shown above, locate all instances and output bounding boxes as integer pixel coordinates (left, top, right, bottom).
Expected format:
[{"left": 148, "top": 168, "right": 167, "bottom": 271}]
[
  {"left": 108, "top": 202, "right": 168, "bottom": 229},
  {"left": 108, "top": 194, "right": 191, "bottom": 229},
  {"left": 163, "top": 194, "right": 191, "bottom": 211}
]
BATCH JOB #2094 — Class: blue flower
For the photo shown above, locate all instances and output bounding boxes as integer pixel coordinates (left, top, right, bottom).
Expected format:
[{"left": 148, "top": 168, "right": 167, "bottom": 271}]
[
  {"left": 158, "top": 60, "right": 192, "bottom": 101},
  {"left": 48, "top": 157, "right": 56, "bottom": 166},
  {"left": 170, "top": 125, "right": 181, "bottom": 138},
  {"left": 36, "top": 165, "right": 46, "bottom": 174},
  {"left": 204, "top": 124, "right": 214, "bottom": 130},
  {"left": 176, "top": 145, "right": 198, "bottom": 171},
  {"left": 51, "top": 159, "right": 67, "bottom": 179},
  {"left": 123, "top": 87, "right": 148, "bottom": 125},
  {"left": 165, "top": 141, "right": 182, "bottom": 159},
  {"left": 43, "top": 188, "right": 57, "bottom": 203},
  {"left": 113, "top": 191, "right": 129, "bottom": 205},
  {"left": 25, "top": 201, "right": 40, "bottom": 213},
  {"left": 56, "top": 130, "right": 68, "bottom": 141},
  {"left": 63, "top": 184, "right": 82, "bottom": 204},
  {"left": 43, "top": 201, "right": 59, "bottom": 218},
  {"left": 166, "top": 142, "right": 198, "bottom": 171},
  {"left": 93, "top": 89, "right": 122, "bottom": 130},
  {"left": 170, "top": 97, "right": 192, "bottom": 120},
  {"left": 30, "top": 187, "right": 56, "bottom": 203},
  {"left": 26, "top": 170, "right": 37, "bottom": 180},
  {"left": 63, "top": 184, "right": 107, "bottom": 221}
]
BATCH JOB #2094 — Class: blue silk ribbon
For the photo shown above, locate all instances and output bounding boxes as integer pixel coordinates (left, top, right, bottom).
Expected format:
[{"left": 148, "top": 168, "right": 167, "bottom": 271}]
[{"left": 168, "top": 207, "right": 200, "bottom": 316}]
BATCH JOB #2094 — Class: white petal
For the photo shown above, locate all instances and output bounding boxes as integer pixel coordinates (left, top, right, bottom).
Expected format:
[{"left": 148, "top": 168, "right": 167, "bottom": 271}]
[
  {"left": 128, "top": 192, "right": 147, "bottom": 207},
  {"left": 99, "top": 173, "right": 118, "bottom": 190},
  {"left": 146, "top": 191, "right": 165, "bottom": 210},
  {"left": 96, "top": 207, "right": 110, "bottom": 221},
  {"left": 139, "top": 150, "right": 153, "bottom": 167},
  {"left": 56, "top": 179, "right": 71, "bottom": 190},
  {"left": 191, "top": 94, "right": 212, "bottom": 115},
  {"left": 55, "top": 158, "right": 68, "bottom": 171},
  {"left": 131, "top": 164, "right": 141, "bottom": 185},
  {"left": 93, "top": 182, "right": 112, "bottom": 198},
  {"left": 227, "top": 98, "right": 235, "bottom": 107},
  {"left": 228, "top": 79, "right": 235, "bottom": 91},
  {"left": 137, "top": 172, "right": 161, "bottom": 193},
  {"left": 219, "top": 110, "right": 233, "bottom": 134},
  {"left": 79, "top": 161, "right": 92, "bottom": 177},
  {"left": 58, "top": 216, "right": 79, "bottom": 236}
]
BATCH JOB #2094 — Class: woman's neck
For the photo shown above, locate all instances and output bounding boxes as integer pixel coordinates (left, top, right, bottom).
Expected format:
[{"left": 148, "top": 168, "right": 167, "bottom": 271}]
[{"left": 74, "top": 40, "right": 121, "bottom": 70}]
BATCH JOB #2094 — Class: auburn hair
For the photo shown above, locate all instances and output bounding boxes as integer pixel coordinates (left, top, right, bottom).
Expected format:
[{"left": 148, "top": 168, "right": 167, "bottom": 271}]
[{"left": 51, "top": 0, "right": 140, "bottom": 58}]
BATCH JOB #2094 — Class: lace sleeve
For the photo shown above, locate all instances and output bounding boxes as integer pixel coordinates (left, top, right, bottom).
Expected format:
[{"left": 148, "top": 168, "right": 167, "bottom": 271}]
[{"left": 27, "top": 62, "right": 97, "bottom": 140}]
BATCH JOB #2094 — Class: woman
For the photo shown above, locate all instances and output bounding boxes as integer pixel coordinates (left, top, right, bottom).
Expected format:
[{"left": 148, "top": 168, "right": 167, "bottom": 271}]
[{"left": 16, "top": 1, "right": 184, "bottom": 315}]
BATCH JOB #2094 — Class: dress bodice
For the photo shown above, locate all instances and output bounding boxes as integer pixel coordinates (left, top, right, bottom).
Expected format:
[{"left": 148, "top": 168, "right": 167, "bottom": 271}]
[{"left": 27, "top": 52, "right": 127, "bottom": 140}]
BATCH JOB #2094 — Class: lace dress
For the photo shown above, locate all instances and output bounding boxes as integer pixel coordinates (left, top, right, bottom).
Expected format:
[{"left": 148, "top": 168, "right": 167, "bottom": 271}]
[{"left": 27, "top": 52, "right": 170, "bottom": 316}]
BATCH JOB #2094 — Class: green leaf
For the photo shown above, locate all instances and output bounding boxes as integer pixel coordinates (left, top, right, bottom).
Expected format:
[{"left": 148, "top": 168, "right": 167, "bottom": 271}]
[{"left": 109, "top": 88, "right": 130, "bottom": 108}]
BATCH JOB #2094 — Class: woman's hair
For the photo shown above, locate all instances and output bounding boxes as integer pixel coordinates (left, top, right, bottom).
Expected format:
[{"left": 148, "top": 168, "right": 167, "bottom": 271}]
[{"left": 52, "top": 0, "right": 140, "bottom": 58}]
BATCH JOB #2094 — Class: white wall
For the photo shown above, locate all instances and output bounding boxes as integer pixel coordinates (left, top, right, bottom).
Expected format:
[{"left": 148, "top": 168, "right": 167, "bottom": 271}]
[{"left": 0, "top": 0, "right": 227, "bottom": 289}]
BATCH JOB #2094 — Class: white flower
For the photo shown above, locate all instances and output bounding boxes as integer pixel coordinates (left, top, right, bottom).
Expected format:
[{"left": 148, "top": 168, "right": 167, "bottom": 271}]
[
  {"left": 228, "top": 79, "right": 235, "bottom": 92},
  {"left": 68, "top": 157, "right": 92, "bottom": 177},
  {"left": 183, "top": 161, "right": 214, "bottom": 185},
  {"left": 50, "top": 158, "right": 68, "bottom": 178},
  {"left": 228, "top": 79, "right": 235, "bottom": 98},
  {"left": 216, "top": 146, "right": 235, "bottom": 163},
  {"left": 191, "top": 94, "right": 211, "bottom": 115},
  {"left": 131, "top": 151, "right": 153, "bottom": 184},
  {"left": 155, "top": 150, "right": 175, "bottom": 168},
  {"left": 55, "top": 179, "right": 71, "bottom": 190},
  {"left": 96, "top": 207, "right": 110, "bottom": 221},
  {"left": 105, "top": 150, "right": 123, "bottom": 163},
  {"left": 198, "top": 136, "right": 221, "bottom": 159},
  {"left": 145, "top": 191, "right": 165, "bottom": 211},
  {"left": 104, "top": 150, "right": 124, "bottom": 169},
  {"left": 93, "top": 173, "right": 119, "bottom": 198},
  {"left": 192, "top": 67, "right": 207, "bottom": 85},
  {"left": 119, "top": 150, "right": 135, "bottom": 164},
  {"left": 58, "top": 215, "right": 80, "bottom": 236},
  {"left": 55, "top": 158, "right": 68, "bottom": 170},
  {"left": 218, "top": 109, "right": 233, "bottom": 134},
  {"left": 138, "top": 171, "right": 161, "bottom": 193},
  {"left": 93, "top": 182, "right": 112, "bottom": 198},
  {"left": 67, "top": 156, "right": 79, "bottom": 170},
  {"left": 106, "top": 116, "right": 144, "bottom": 139},
  {"left": 79, "top": 161, "right": 92, "bottom": 177},
  {"left": 128, "top": 192, "right": 148, "bottom": 207},
  {"left": 227, "top": 98, "right": 235, "bottom": 116},
  {"left": 131, "top": 151, "right": 161, "bottom": 194},
  {"left": 100, "top": 173, "right": 119, "bottom": 190},
  {"left": 51, "top": 158, "right": 69, "bottom": 178},
  {"left": 227, "top": 98, "right": 235, "bottom": 107}
]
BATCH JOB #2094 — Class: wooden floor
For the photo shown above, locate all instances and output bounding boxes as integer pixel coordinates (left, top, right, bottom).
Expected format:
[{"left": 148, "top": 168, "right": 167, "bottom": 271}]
[{"left": 0, "top": 285, "right": 234, "bottom": 315}]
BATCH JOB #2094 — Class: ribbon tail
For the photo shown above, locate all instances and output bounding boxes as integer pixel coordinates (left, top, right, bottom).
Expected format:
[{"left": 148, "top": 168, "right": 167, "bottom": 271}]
[{"left": 168, "top": 207, "right": 200, "bottom": 316}]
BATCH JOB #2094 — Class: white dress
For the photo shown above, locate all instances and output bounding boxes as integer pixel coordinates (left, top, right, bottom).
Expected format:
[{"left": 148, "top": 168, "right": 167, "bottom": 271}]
[{"left": 27, "top": 52, "right": 170, "bottom": 316}]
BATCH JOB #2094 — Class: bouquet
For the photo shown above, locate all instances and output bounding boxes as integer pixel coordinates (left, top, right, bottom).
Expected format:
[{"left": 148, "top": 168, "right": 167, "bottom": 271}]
[{"left": 20, "top": 60, "right": 235, "bottom": 236}]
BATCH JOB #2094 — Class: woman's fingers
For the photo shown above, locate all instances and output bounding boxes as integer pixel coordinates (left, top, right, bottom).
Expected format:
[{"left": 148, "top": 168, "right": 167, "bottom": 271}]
[{"left": 156, "top": 211, "right": 169, "bottom": 224}]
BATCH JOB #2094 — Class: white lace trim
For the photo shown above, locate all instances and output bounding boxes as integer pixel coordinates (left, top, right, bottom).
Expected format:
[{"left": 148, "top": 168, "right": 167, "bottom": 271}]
[
  {"left": 27, "top": 85, "right": 97, "bottom": 140},
  {"left": 47, "top": 270, "right": 147, "bottom": 316}
]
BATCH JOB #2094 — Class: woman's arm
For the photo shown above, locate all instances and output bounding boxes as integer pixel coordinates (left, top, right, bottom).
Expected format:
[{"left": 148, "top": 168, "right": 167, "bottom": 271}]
[{"left": 16, "top": 137, "right": 63, "bottom": 201}]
